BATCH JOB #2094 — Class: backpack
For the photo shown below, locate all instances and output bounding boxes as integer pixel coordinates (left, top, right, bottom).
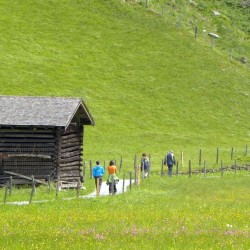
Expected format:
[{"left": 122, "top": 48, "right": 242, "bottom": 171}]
[
  {"left": 165, "top": 153, "right": 175, "bottom": 166},
  {"left": 141, "top": 157, "right": 150, "bottom": 170}
]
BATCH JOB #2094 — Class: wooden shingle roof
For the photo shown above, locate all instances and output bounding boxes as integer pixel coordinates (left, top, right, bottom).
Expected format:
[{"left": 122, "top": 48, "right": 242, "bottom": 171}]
[{"left": 0, "top": 96, "right": 95, "bottom": 128}]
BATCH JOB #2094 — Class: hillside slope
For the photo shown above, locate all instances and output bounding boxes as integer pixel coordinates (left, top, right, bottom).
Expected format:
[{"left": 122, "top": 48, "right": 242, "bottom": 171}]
[
  {"left": 0, "top": 0, "right": 249, "bottom": 167},
  {"left": 147, "top": 0, "right": 250, "bottom": 62}
]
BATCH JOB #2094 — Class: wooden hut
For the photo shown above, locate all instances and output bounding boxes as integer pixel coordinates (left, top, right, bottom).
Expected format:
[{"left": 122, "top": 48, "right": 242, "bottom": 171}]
[{"left": 0, "top": 96, "right": 94, "bottom": 185}]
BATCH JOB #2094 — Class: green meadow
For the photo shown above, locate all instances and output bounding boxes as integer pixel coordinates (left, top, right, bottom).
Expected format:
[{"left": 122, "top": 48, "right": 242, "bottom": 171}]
[
  {"left": 0, "top": 0, "right": 249, "bottom": 249},
  {"left": 0, "top": 172, "right": 250, "bottom": 249}
]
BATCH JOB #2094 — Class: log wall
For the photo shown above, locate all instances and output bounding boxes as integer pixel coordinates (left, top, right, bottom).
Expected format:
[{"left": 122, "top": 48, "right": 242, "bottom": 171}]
[
  {"left": 0, "top": 127, "right": 56, "bottom": 182},
  {"left": 58, "top": 125, "right": 83, "bottom": 182},
  {"left": 0, "top": 125, "right": 84, "bottom": 184}
]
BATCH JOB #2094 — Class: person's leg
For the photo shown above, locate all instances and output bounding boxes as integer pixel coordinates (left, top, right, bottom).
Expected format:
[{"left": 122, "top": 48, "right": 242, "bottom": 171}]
[
  {"left": 109, "top": 183, "right": 112, "bottom": 194},
  {"left": 114, "top": 184, "right": 117, "bottom": 193},
  {"left": 169, "top": 166, "right": 173, "bottom": 176},
  {"left": 95, "top": 178, "right": 97, "bottom": 188},
  {"left": 99, "top": 177, "right": 102, "bottom": 190},
  {"left": 168, "top": 165, "right": 173, "bottom": 176}
]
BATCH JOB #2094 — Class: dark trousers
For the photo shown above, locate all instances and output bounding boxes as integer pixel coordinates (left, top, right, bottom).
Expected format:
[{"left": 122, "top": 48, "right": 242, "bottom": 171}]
[
  {"left": 167, "top": 165, "right": 173, "bottom": 177},
  {"left": 109, "top": 183, "right": 117, "bottom": 194}
]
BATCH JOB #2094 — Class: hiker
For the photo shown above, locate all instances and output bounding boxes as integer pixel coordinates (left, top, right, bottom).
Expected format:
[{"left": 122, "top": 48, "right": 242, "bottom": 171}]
[
  {"left": 107, "top": 160, "right": 119, "bottom": 194},
  {"left": 164, "top": 151, "right": 176, "bottom": 177},
  {"left": 141, "top": 153, "right": 150, "bottom": 178},
  {"left": 92, "top": 161, "right": 105, "bottom": 192}
]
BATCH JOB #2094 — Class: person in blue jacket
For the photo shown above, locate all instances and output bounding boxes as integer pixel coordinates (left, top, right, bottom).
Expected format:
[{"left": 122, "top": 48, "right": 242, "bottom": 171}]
[
  {"left": 92, "top": 161, "right": 105, "bottom": 191},
  {"left": 164, "top": 151, "right": 176, "bottom": 177}
]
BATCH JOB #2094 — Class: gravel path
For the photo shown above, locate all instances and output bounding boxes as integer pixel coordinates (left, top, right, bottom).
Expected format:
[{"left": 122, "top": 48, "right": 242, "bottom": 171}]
[
  {"left": 1, "top": 179, "right": 133, "bottom": 205},
  {"left": 84, "top": 179, "right": 133, "bottom": 198}
]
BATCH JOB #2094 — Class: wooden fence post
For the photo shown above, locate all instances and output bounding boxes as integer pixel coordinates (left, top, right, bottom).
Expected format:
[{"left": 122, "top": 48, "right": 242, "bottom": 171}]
[
  {"left": 137, "top": 167, "right": 141, "bottom": 186},
  {"left": 134, "top": 168, "right": 137, "bottom": 186},
  {"left": 234, "top": 160, "right": 237, "bottom": 175},
  {"left": 119, "top": 156, "right": 123, "bottom": 171},
  {"left": 176, "top": 161, "right": 179, "bottom": 176},
  {"left": 82, "top": 161, "right": 86, "bottom": 178},
  {"left": 48, "top": 175, "right": 51, "bottom": 193},
  {"left": 4, "top": 182, "right": 8, "bottom": 204},
  {"left": 161, "top": 159, "right": 164, "bottom": 177},
  {"left": 76, "top": 178, "right": 80, "bottom": 198},
  {"left": 221, "top": 160, "right": 224, "bottom": 177},
  {"left": 216, "top": 147, "right": 219, "bottom": 164},
  {"left": 199, "top": 148, "right": 202, "bottom": 166},
  {"left": 29, "top": 175, "right": 35, "bottom": 204},
  {"left": 181, "top": 150, "right": 184, "bottom": 167},
  {"left": 194, "top": 26, "right": 198, "bottom": 38},
  {"left": 129, "top": 172, "right": 132, "bottom": 190},
  {"left": 9, "top": 176, "right": 12, "bottom": 195},
  {"left": 189, "top": 160, "right": 191, "bottom": 177},
  {"left": 56, "top": 178, "right": 60, "bottom": 199},
  {"left": 134, "top": 155, "right": 137, "bottom": 170},
  {"left": 204, "top": 160, "right": 206, "bottom": 178},
  {"left": 231, "top": 147, "right": 234, "bottom": 160}
]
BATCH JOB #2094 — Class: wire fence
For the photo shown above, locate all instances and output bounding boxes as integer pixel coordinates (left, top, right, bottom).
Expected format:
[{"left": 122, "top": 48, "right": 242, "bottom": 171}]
[
  {"left": 132, "top": 0, "right": 250, "bottom": 68},
  {"left": 0, "top": 144, "right": 248, "bottom": 204},
  {"left": 84, "top": 144, "right": 249, "bottom": 173}
]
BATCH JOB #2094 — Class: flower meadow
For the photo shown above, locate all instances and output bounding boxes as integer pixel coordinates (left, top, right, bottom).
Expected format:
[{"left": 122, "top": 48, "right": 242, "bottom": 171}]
[{"left": 0, "top": 172, "right": 249, "bottom": 249}]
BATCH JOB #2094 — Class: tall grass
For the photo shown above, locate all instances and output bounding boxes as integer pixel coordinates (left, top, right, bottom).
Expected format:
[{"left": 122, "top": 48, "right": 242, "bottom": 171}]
[{"left": 0, "top": 173, "right": 249, "bottom": 249}]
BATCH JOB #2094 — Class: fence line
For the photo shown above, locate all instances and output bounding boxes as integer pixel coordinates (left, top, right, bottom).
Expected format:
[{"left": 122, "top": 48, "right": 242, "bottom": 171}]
[
  {"left": 83, "top": 145, "right": 249, "bottom": 177},
  {"left": 139, "top": 0, "right": 249, "bottom": 67},
  {"left": 160, "top": 160, "right": 249, "bottom": 177},
  {"left": 1, "top": 145, "right": 248, "bottom": 204}
]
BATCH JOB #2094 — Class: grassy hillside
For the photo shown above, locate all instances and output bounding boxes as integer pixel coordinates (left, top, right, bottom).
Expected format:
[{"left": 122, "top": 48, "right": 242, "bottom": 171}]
[
  {"left": 0, "top": 0, "right": 249, "bottom": 169},
  {"left": 147, "top": 0, "right": 250, "bottom": 61}
]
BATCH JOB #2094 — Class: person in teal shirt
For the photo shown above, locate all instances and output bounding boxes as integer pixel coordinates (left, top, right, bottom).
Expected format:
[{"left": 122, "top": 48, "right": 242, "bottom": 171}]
[{"left": 92, "top": 161, "right": 105, "bottom": 191}]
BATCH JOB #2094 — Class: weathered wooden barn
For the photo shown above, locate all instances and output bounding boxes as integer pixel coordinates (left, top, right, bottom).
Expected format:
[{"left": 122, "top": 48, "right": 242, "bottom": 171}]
[{"left": 0, "top": 96, "right": 94, "bottom": 185}]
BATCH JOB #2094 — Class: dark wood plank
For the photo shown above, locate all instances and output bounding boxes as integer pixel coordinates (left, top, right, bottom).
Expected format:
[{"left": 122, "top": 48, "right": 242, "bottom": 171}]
[
  {"left": 61, "top": 142, "right": 81, "bottom": 149},
  {"left": 59, "top": 156, "right": 82, "bottom": 164},
  {"left": 61, "top": 146, "right": 81, "bottom": 154},
  {"left": 61, "top": 137, "right": 81, "bottom": 144},
  {"left": 61, "top": 151, "right": 82, "bottom": 159},
  {"left": 0, "top": 138, "right": 55, "bottom": 143},
  {"left": 4, "top": 171, "right": 47, "bottom": 185},
  {"left": 59, "top": 171, "right": 80, "bottom": 177},
  {"left": 59, "top": 161, "right": 82, "bottom": 167}
]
